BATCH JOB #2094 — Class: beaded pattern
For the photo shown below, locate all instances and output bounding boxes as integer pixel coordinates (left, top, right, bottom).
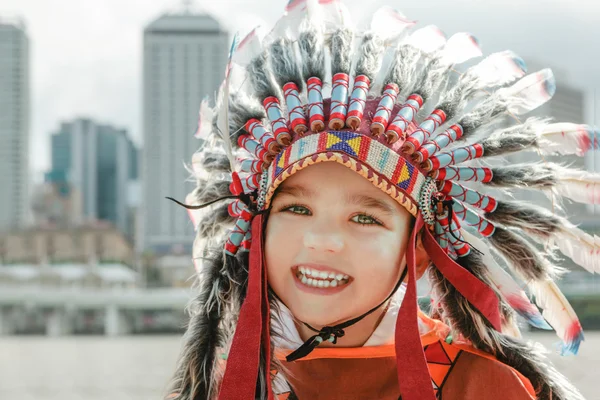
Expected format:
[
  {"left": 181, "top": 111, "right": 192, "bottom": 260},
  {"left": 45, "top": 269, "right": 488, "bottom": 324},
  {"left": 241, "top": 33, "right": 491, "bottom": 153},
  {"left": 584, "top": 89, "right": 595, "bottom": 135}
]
[
  {"left": 263, "top": 130, "right": 426, "bottom": 215},
  {"left": 418, "top": 177, "right": 438, "bottom": 225}
]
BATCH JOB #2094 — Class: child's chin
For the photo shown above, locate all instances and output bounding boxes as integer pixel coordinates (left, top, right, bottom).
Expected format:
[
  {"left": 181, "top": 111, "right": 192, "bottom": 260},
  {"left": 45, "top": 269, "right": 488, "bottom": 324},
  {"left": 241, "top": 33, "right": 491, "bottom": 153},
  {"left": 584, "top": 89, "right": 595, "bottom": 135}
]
[{"left": 291, "top": 302, "right": 346, "bottom": 327}]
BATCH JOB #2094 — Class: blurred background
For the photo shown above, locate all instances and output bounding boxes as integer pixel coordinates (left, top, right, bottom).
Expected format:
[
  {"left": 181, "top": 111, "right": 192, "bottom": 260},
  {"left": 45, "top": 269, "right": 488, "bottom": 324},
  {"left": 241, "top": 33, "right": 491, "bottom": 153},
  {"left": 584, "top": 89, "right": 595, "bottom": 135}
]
[{"left": 0, "top": 0, "right": 598, "bottom": 399}]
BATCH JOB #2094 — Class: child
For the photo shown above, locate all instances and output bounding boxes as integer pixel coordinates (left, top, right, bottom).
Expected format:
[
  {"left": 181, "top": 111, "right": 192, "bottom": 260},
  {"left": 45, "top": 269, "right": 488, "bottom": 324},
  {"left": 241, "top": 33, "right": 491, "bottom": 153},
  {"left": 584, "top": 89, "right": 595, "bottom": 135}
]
[{"left": 166, "top": 1, "right": 597, "bottom": 398}]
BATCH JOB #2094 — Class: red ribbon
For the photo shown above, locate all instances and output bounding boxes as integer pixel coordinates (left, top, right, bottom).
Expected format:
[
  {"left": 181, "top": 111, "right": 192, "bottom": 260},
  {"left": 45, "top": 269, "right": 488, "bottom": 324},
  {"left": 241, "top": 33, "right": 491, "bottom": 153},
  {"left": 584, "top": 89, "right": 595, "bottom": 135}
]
[
  {"left": 218, "top": 215, "right": 274, "bottom": 399},
  {"left": 422, "top": 226, "right": 502, "bottom": 331},
  {"left": 395, "top": 215, "right": 437, "bottom": 400}
]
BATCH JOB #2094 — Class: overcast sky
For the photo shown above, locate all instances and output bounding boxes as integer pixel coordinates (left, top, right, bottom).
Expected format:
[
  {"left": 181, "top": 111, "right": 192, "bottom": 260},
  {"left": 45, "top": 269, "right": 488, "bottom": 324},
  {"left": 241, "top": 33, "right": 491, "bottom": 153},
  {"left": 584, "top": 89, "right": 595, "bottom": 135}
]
[{"left": 2, "top": 0, "right": 599, "bottom": 177}]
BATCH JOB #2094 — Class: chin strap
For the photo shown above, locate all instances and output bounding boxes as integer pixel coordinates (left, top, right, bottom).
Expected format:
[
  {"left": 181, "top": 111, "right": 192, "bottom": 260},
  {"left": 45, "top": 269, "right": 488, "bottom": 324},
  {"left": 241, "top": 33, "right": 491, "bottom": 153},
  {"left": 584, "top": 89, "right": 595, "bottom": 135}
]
[{"left": 285, "top": 268, "right": 408, "bottom": 362}]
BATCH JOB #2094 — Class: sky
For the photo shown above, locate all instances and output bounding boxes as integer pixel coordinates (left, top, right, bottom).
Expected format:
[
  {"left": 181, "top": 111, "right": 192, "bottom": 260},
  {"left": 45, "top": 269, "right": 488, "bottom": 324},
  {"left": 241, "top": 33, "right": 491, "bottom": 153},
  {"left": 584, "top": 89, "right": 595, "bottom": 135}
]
[{"left": 1, "top": 0, "right": 599, "bottom": 177}]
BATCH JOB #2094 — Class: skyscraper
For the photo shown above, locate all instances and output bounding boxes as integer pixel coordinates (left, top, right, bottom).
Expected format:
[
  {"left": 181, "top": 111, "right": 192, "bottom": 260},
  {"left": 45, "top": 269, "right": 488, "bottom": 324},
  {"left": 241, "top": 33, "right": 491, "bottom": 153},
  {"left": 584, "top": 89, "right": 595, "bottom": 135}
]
[
  {"left": 0, "top": 17, "right": 30, "bottom": 232},
  {"left": 141, "top": 11, "right": 228, "bottom": 253},
  {"left": 47, "top": 119, "right": 138, "bottom": 237}
]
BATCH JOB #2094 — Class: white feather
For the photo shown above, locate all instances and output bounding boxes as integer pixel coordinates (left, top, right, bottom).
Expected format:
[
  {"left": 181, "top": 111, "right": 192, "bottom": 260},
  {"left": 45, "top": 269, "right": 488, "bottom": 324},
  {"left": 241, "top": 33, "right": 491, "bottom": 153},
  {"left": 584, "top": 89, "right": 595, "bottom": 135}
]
[
  {"left": 370, "top": 6, "right": 416, "bottom": 44},
  {"left": 554, "top": 169, "right": 600, "bottom": 205},
  {"left": 537, "top": 122, "right": 599, "bottom": 156},
  {"left": 194, "top": 98, "right": 214, "bottom": 139},
  {"left": 530, "top": 280, "right": 584, "bottom": 355},
  {"left": 497, "top": 68, "right": 556, "bottom": 115},
  {"left": 404, "top": 25, "right": 447, "bottom": 54},
  {"left": 462, "top": 50, "right": 527, "bottom": 89},
  {"left": 440, "top": 32, "right": 482, "bottom": 65},
  {"left": 554, "top": 227, "right": 600, "bottom": 273},
  {"left": 462, "top": 230, "right": 549, "bottom": 330},
  {"left": 232, "top": 26, "right": 264, "bottom": 66}
]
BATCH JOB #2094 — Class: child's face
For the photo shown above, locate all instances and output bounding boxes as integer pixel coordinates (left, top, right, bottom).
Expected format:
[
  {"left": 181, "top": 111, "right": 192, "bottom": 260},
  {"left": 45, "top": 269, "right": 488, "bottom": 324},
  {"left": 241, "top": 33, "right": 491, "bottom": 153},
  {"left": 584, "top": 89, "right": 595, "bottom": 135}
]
[{"left": 265, "top": 162, "right": 413, "bottom": 327}]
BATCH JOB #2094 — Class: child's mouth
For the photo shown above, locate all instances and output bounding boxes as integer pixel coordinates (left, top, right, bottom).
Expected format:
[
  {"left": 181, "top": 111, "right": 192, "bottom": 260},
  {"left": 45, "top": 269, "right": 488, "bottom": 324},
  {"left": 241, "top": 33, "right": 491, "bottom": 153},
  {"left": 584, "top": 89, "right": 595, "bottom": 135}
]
[{"left": 292, "top": 265, "right": 352, "bottom": 290}]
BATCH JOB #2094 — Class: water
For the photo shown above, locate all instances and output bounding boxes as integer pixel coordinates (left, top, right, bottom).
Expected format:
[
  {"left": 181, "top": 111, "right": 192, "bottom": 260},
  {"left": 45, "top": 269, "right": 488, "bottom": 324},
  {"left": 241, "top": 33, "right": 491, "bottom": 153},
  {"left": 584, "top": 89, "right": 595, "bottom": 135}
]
[{"left": 1, "top": 333, "right": 598, "bottom": 400}]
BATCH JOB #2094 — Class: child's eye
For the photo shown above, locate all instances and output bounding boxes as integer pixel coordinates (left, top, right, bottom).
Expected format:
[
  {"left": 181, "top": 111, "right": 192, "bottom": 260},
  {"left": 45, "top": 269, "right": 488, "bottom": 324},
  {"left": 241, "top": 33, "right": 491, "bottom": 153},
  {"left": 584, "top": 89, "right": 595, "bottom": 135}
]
[
  {"left": 282, "top": 205, "right": 311, "bottom": 216},
  {"left": 351, "top": 214, "right": 382, "bottom": 226}
]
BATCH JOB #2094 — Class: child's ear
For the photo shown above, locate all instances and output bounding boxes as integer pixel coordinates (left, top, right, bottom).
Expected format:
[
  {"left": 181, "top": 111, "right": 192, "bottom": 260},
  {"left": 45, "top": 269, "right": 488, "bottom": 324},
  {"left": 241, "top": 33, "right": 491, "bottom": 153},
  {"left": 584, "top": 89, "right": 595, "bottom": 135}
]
[{"left": 415, "top": 232, "right": 431, "bottom": 280}]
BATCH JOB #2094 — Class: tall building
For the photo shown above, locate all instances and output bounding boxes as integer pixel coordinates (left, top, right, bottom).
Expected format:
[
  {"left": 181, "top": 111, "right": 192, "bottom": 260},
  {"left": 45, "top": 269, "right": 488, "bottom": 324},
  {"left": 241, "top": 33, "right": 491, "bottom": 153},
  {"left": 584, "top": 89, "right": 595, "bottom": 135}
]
[
  {"left": 141, "top": 11, "right": 228, "bottom": 253},
  {"left": 47, "top": 119, "right": 138, "bottom": 238},
  {"left": 0, "top": 17, "right": 30, "bottom": 232}
]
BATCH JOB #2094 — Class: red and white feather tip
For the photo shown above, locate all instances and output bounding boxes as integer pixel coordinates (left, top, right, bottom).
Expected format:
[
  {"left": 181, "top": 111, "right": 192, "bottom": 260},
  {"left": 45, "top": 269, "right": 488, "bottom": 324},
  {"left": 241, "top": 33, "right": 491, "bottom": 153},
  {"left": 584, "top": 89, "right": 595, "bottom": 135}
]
[
  {"left": 462, "top": 230, "right": 550, "bottom": 331},
  {"left": 194, "top": 98, "right": 213, "bottom": 139},
  {"left": 465, "top": 50, "right": 527, "bottom": 88},
  {"left": 538, "top": 123, "right": 599, "bottom": 157},
  {"left": 530, "top": 280, "right": 585, "bottom": 356},
  {"left": 498, "top": 68, "right": 556, "bottom": 115}
]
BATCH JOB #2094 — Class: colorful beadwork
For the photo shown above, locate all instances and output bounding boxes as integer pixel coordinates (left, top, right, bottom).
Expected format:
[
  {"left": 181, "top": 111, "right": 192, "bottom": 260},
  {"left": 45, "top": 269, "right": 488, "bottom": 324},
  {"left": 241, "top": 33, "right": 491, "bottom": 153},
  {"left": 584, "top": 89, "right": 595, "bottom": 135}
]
[{"left": 264, "top": 131, "right": 425, "bottom": 215}]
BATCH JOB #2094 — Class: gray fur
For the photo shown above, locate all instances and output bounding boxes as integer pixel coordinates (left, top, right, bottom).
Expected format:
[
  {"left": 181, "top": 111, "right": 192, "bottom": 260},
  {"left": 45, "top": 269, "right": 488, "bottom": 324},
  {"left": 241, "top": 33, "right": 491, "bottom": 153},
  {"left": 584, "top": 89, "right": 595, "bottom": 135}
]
[
  {"left": 269, "top": 37, "right": 303, "bottom": 88},
  {"left": 197, "top": 204, "right": 236, "bottom": 241},
  {"left": 198, "top": 153, "right": 232, "bottom": 174},
  {"left": 328, "top": 28, "right": 354, "bottom": 74},
  {"left": 194, "top": 180, "right": 232, "bottom": 206},
  {"left": 485, "top": 200, "right": 563, "bottom": 240},
  {"left": 488, "top": 227, "right": 556, "bottom": 281},
  {"left": 355, "top": 32, "right": 385, "bottom": 82},
  {"left": 458, "top": 99, "right": 508, "bottom": 140},
  {"left": 415, "top": 56, "right": 451, "bottom": 103},
  {"left": 480, "top": 121, "right": 540, "bottom": 158},
  {"left": 489, "top": 163, "right": 557, "bottom": 189},
  {"left": 166, "top": 248, "right": 250, "bottom": 400},
  {"left": 298, "top": 28, "right": 326, "bottom": 80},
  {"left": 385, "top": 44, "right": 422, "bottom": 93},
  {"left": 428, "top": 252, "right": 501, "bottom": 351},
  {"left": 229, "top": 92, "right": 266, "bottom": 145},
  {"left": 247, "top": 51, "right": 281, "bottom": 101}
]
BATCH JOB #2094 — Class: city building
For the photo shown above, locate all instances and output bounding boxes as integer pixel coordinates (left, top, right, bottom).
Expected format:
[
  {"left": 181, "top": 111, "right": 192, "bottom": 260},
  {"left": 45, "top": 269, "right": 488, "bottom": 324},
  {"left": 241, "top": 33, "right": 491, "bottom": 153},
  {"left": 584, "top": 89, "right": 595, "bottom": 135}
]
[
  {"left": 0, "top": 224, "right": 137, "bottom": 289},
  {"left": 0, "top": 17, "right": 30, "bottom": 232},
  {"left": 141, "top": 10, "right": 228, "bottom": 254},
  {"left": 47, "top": 118, "right": 138, "bottom": 238}
]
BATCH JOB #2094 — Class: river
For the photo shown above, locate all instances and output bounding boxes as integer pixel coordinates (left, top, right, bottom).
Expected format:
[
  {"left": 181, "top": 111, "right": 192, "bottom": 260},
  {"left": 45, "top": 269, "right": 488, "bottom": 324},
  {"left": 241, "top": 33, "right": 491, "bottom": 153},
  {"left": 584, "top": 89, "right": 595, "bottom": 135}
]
[{"left": 1, "top": 332, "right": 598, "bottom": 399}]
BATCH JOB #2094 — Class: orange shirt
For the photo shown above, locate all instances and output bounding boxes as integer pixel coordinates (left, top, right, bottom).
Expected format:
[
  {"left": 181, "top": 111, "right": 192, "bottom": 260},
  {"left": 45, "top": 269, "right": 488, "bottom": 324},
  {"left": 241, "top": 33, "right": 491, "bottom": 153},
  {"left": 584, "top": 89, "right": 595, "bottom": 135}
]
[{"left": 273, "top": 314, "right": 536, "bottom": 400}]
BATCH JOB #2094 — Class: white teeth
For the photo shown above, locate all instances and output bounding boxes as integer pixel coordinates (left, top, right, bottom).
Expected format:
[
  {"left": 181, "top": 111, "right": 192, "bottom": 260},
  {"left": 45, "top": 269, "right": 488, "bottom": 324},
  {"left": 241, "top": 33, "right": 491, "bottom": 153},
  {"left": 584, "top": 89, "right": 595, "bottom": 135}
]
[{"left": 296, "top": 266, "right": 351, "bottom": 289}]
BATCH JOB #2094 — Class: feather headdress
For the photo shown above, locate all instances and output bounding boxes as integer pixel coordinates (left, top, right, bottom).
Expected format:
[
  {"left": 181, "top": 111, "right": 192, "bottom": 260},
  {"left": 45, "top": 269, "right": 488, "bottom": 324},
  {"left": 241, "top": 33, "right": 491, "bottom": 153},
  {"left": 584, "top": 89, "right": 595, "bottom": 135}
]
[{"left": 168, "top": 2, "right": 596, "bottom": 399}]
